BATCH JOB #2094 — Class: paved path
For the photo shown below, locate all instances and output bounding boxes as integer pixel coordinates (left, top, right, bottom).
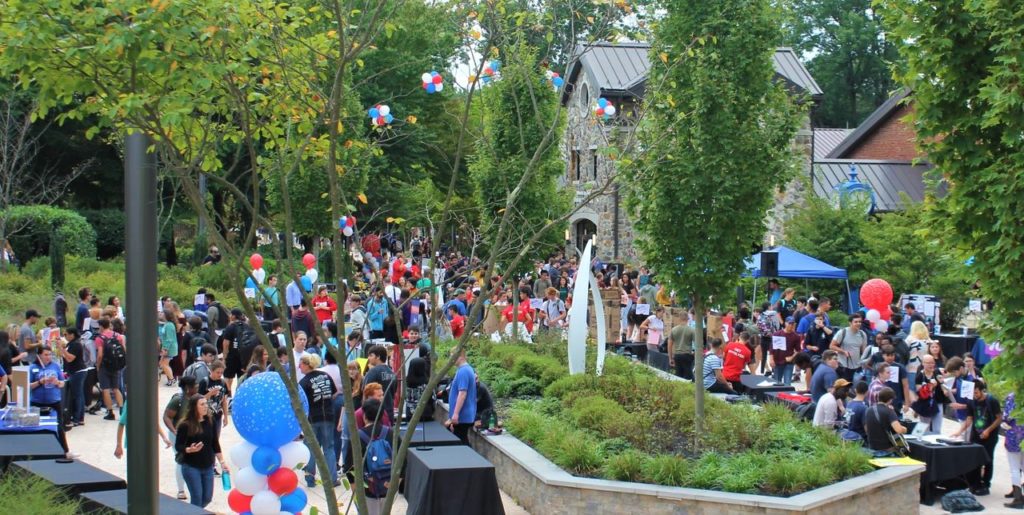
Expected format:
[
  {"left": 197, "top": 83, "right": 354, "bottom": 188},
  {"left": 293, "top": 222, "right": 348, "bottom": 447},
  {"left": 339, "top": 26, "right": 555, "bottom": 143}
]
[{"left": 65, "top": 380, "right": 529, "bottom": 514}]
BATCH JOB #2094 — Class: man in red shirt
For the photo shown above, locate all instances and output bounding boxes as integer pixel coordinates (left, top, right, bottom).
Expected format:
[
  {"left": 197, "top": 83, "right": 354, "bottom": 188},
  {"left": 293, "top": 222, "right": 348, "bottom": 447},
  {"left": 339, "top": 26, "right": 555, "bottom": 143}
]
[
  {"left": 448, "top": 305, "right": 466, "bottom": 339},
  {"left": 722, "top": 331, "right": 755, "bottom": 393},
  {"left": 502, "top": 287, "right": 535, "bottom": 335},
  {"left": 312, "top": 285, "right": 337, "bottom": 325}
]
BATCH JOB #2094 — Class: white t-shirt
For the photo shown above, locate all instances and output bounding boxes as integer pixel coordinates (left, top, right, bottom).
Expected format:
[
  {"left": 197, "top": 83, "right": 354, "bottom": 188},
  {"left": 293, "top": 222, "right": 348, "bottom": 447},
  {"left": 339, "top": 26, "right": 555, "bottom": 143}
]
[
  {"left": 813, "top": 392, "right": 840, "bottom": 428},
  {"left": 319, "top": 363, "right": 343, "bottom": 392}
]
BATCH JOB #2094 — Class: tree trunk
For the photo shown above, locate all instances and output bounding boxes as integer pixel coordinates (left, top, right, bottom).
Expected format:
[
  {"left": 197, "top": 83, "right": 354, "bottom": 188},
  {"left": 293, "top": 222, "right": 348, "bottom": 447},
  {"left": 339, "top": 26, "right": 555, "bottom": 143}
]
[
  {"left": 693, "top": 295, "right": 705, "bottom": 446},
  {"left": 50, "top": 222, "right": 65, "bottom": 291}
]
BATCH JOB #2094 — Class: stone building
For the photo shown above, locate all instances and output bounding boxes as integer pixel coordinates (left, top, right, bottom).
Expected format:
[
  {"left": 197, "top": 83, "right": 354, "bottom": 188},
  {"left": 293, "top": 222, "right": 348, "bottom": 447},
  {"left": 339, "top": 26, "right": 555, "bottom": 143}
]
[{"left": 560, "top": 43, "right": 823, "bottom": 263}]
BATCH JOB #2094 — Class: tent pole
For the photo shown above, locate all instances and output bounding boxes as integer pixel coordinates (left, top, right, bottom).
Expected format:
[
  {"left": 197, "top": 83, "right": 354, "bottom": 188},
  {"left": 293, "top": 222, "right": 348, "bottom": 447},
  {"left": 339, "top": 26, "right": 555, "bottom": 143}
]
[
  {"left": 846, "top": 279, "right": 853, "bottom": 314},
  {"left": 753, "top": 277, "right": 757, "bottom": 306}
]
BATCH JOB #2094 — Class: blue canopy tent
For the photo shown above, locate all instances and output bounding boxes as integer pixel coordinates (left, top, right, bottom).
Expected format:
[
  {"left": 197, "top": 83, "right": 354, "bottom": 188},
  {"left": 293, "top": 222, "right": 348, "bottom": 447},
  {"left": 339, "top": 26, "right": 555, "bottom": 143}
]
[{"left": 745, "top": 246, "right": 853, "bottom": 311}]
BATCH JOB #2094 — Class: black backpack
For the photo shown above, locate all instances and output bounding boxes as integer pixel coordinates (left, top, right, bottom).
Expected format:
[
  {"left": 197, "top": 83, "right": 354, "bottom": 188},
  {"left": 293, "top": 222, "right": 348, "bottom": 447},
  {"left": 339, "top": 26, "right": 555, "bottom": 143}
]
[
  {"left": 210, "top": 302, "right": 229, "bottom": 329},
  {"left": 233, "top": 322, "right": 259, "bottom": 366},
  {"left": 190, "top": 332, "right": 210, "bottom": 359},
  {"left": 100, "top": 334, "right": 127, "bottom": 371}
]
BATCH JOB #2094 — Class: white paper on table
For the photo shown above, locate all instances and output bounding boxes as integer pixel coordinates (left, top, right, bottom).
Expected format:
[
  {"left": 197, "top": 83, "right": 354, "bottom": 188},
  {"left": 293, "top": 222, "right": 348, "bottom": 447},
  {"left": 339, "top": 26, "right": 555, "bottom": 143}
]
[
  {"left": 244, "top": 288, "right": 256, "bottom": 299},
  {"left": 969, "top": 300, "right": 982, "bottom": 312},
  {"left": 757, "top": 380, "right": 777, "bottom": 387},
  {"left": 635, "top": 304, "right": 650, "bottom": 316},
  {"left": 194, "top": 294, "right": 206, "bottom": 307},
  {"left": 772, "top": 335, "right": 787, "bottom": 351},
  {"left": 888, "top": 366, "right": 901, "bottom": 383},
  {"left": 960, "top": 380, "right": 975, "bottom": 399}
]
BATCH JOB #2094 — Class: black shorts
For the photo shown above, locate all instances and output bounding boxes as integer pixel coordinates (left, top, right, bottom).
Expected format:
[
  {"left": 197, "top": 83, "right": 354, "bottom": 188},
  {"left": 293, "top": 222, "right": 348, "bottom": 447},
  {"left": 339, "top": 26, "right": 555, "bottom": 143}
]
[
  {"left": 98, "top": 368, "right": 123, "bottom": 390},
  {"left": 224, "top": 353, "right": 243, "bottom": 379}
]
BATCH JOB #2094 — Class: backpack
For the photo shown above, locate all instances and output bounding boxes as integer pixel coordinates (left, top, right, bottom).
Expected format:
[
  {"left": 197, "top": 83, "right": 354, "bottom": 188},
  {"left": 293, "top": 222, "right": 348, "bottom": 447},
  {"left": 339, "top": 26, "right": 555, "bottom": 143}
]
[
  {"left": 210, "top": 302, "right": 229, "bottom": 329},
  {"left": 359, "top": 426, "right": 392, "bottom": 498},
  {"left": 190, "top": 332, "right": 210, "bottom": 359},
  {"left": 756, "top": 311, "right": 781, "bottom": 337},
  {"left": 183, "top": 361, "right": 209, "bottom": 381},
  {"left": 233, "top": 322, "right": 260, "bottom": 367},
  {"left": 99, "top": 334, "right": 127, "bottom": 371}
]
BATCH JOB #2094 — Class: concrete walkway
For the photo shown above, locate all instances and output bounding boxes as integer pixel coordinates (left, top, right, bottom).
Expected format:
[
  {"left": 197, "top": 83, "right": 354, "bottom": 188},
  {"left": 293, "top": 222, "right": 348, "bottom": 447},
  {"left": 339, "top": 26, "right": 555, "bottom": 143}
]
[{"left": 65, "top": 381, "right": 529, "bottom": 514}]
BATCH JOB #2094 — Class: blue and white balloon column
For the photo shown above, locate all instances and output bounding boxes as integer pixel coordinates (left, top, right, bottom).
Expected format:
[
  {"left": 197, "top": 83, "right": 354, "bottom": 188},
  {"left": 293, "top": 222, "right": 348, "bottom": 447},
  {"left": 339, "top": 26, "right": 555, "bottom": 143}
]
[{"left": 225, "top": 372, "right": 311, "bottom": 515}]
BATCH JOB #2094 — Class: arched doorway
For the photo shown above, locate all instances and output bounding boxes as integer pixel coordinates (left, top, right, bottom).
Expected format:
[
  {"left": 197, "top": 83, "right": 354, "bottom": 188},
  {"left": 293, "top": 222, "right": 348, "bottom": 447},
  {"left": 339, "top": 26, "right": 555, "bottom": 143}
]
[{"left": 574, "top": 219, "right": 597, "bottom": 254}]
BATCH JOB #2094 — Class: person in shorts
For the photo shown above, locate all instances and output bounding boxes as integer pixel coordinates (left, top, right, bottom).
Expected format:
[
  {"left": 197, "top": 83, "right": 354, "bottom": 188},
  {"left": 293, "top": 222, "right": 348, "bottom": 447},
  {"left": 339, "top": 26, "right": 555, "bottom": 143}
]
[
  {"left": 95, "top": 317, "right": 125, "bottom": 420},
  {"left": 218, "top": 308, "right": 247, "bottom": 389}
]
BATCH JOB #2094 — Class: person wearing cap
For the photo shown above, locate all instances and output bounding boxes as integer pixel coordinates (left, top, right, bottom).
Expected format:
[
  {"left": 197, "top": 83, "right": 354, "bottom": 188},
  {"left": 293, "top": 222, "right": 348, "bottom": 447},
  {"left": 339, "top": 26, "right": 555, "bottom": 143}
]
[
  {"left": 769, "top": 316, "right": 801, "bottom": 386},
  {"left": 813, "top": 378, "right": 851, "bottom": 429},
  {"left": 830, "top": 312, "right": 868, "bottom": 382},
  {"left": 18, "top": 309, "right": 42, "bottom": 365},
  {"left": 444, "top": 289, "right": 467, "bottom": 319}
]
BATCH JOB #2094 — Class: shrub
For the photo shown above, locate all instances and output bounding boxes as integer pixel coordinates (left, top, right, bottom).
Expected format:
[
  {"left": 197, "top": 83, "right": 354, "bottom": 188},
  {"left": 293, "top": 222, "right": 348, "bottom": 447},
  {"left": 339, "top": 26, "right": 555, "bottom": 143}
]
[
  {"left": 505, "top": 404, "right": 552, "bottom": 445},
  {"left": 486, "top": 344, "right": 524, "bottom": 368},
  {"left": 762, "top": 459, "right": 833, "bottom": 495},
  {"left": 513, "top": 354, "right": 565, "bottom": 386},
  {"left": 597, "top": 437, "right": 632, "bottom": 456},
  {"left": 571, "top": 396, "right": 629, "bottom": 436},
  {"left": 604, "top": 449, "right": 647, "bottom": 482},
  {"left": 506, "top": 376, "right": 542, "bottom": 397},
  {"left": 2, "top": 205, "right": 96, "bottom": 259},
  {"left": 194, "top": 263, "right": 234, "bottom": 292},
  {"left": 554, "top": 435, "right": 604, "bottom": 476},
  {"left": 544, "top": 373, "right": 600, "bottom": 400},
  {"left": 821, "top": 444, "right": 872, "bottom": 480},
  {"left": 718, "top": 452, "right": 771, "bottom": 494},
  {"left": 80, "top": 208, "right": 126, "bottom": 259},
  {"left": 0, "top": 470, "right": 82, "bottom": 515},
  {"left": 644, "top": 454, "right": 689, "bottom": 487}
]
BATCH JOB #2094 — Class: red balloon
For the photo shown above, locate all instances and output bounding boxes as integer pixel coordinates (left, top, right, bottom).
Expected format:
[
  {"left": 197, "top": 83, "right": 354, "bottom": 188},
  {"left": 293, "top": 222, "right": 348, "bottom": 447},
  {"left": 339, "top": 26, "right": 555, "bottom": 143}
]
[
  {"left": 347, "top": 215, "right": 356, "bottom": 227},
  {"left": 432, "top": 74, "right": 443, "bottom": 84},
  {"left": 302, "top": 253, "right": 316, "bottom": 269},
  {"left": 249, "top": 253, "right": 263, "bottom": 270},
  {"left": 859, "top": 278, "right": 893, "bottom": 310},
  {"left": 595, "top": 108, "right": 605, "bottom": 116},
  {"left": 227, "top": 489, "right": 252, "bottom": 513},
  {"left": 880, "top": 306, "right": 892, "bottom": 322},
  {"left": 267, "top": 467, "right": 299, "bottom": 496}
]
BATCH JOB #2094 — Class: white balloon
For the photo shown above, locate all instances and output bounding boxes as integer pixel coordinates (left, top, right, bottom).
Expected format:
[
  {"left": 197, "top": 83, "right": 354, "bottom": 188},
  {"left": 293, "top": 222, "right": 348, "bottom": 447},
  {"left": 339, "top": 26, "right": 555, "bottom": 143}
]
[
  {"left": 235, "top": 467, "right": 268, "bottom": 496},
  {"left": 874, "top": 320, "right": 889, "bottom": 333},
  {"left": 343, "top": 226, "right": 354, "bottom": 237},
  {"left": 421, "top": 73, "right": 432, "bottom": 83},
  {"left": 250, "top": 490, "right": 282, "bottom": 515},
  {"left": 230, "top": 441, "right": 258, "bottom": 470},
  {"left": 304, "top": 268, "right": 318, "bottom": 286},
  {"left": 435, "top": 82, "right": 444, "bottom": 92},
  {"left": 379, "top": 105, "right": 391, "bottom": 116},
  {"left": 866, "top": 309, "right": 881, "bottom": 322},
  {"left": 605, "top": 105, "right": 616, "bottom": 116},
  {"left": 279, "top": 441, "right": 311, "bottom": 469},
  {"left": 252, "top": 267, "right": 267, "bottom": 285}
]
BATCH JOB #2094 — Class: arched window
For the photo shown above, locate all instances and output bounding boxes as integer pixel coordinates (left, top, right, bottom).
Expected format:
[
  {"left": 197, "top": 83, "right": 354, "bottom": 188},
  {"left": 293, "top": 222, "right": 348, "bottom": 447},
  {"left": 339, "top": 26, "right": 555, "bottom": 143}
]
[{"left": 580, "top": 83, "right": 589, "bottom": 108}]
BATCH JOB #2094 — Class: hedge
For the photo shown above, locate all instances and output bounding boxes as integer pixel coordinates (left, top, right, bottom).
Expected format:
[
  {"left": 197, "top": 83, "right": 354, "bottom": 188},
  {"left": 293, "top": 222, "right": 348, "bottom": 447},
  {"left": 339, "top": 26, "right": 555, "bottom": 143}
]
[{"left": 1, "top": 205, "right": 96, "bottom": 259}]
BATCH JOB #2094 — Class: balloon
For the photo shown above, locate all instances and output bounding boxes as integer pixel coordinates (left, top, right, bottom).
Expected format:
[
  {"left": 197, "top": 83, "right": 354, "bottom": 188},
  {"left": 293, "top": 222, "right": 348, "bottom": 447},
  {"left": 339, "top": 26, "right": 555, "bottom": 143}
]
[
  {"left": 279, "top": 488, "right": 308, "bottom": 513},
  {"left": 230, "top": 442, "right": 258, "bottom": 470},
  {"left": 233, "top": 373, "right": 309, "bottom": 448},
  {"left": 866, "top": 309, "right": 881, "bottom": 322},
  {"left": 859, "top": 278, "right": 893, "bottom": 309},
  {"left": 435, "top": 82, "right": 444, "bottom": 92},
  {"left": 553, "top": 77, "right": 564, "bottom": 87},
  {"left": 304, "top": 268, "right": 318, "bottom": 285},
  {"left": 874, "top": 320, "right": 889, "bottom": 333},
  {"left": 250, "top": 490, "right": 282, "bottom": 515},
  {"left": 432, "top": 74, "right": 443, "bottom": 84},
  {"left": 342, "top": 226, "right": 354, "bottom": 237},
  {"left": 338, "top": 216, "right": 347, "bottom": 229},
  {"left": 426, "top": 83, "right": 436, "bottom": 93},
  {"left": 245, "top": 277, "right": 257, "bottom": 290},
  {"left": 421, "top": 73, "right": 432, "bottom": 83},
  {"left": 228, "top": 489, "right": 253, "bottom": 513},
  {"left": 347, "top": 215, "right": 356, "bottom": 227},
  {"left": 368, "top": 107, "right": 379, "bottom": 118},
  {"left": 250, "top": 253, "right": 264, "bottom": 269},
  {"left": 385, "top": 114, "right": 394, "bottom": 124},
  {"left": 605, "top": 104, "right": 616, "bottom": 116},
  {"left": 302, "top": 253, "right": 316, "bottom": 269},
  {"left": 279, "top": 441, "right": 311, "bottom": 469},
  {"left": 235, "top": 467, "right": 268, "bottom": 496},
  {"left": 379, "top": 105, "right": 390, "bottom": 116},
  {"left": 595, "top": 108, "right": 604, "bottom": 116},
  {"left": 253, "top": 268, "right": 266, "bottom": 284},
  {"left": 880, "top": 306, "right": 892, "bottom": 322},
  {"left": 300, "top": 275, "right": 312, "bottom": 292},
  {"left": 251, "top": 446, "right": 282, "bottom": 475},
  {"left": 598, "top": 98, "right": 608, "bottom": 108},
  {"left": 376, "top": 116, "right": 386, "bottom": 126},
  {"left": 267, "top": 467, "right": 299, "bottom": 496}
]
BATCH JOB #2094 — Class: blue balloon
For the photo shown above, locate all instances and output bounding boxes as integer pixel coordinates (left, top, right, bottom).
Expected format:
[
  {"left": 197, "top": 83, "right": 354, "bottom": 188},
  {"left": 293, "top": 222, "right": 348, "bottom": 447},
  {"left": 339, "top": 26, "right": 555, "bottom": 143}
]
[
  {"left": 426, "top": 83, "right": 436, "bottom": 93},
  {"left": 245, "top": 277, "right": 256, "bottom": 289},
  {"left": 598, "top": 98, "right": 608, "bottom": 108},
  {"left": 553, "top": 77, "right": 564, "bottom": 88},
  {"left": 491, "top": 60, "right": 500, "bottom": 71},
  {"left": 385, "top": 114, "right": 394, "bottom": 124},
  {"left": 301, "top": 275, "right": 312, "bottom": 292},
  {"left": 368, "top": 107, "right": 379, "bottom": 118},
  {"left": 280, "top": 488, "right": 308, "bottom": 513},
  {"left": 251, "top": 445, "right": 282, "bottom": 474},
  {"left": 430, "top": 71, "right": 439, "bottom": 78},
  {"left": 232, "top": 372, "right": 309, "bottom": 448},
  {"left": 338, "top": 216, "right": 347, "bottom": 229}
]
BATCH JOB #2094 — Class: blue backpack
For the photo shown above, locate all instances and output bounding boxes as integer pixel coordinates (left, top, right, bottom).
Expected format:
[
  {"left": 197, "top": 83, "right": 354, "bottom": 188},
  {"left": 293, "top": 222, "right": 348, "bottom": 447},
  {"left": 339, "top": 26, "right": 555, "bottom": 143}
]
[{"left": 358, "top": 426, "right": 392, "bottom": 498}]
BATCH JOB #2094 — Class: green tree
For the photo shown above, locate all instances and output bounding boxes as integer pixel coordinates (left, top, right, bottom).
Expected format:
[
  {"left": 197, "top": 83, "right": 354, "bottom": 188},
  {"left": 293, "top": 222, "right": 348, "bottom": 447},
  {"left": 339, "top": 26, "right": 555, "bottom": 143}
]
[
  {"left": 624, "top": 0, "right": 802, "bottom": 436},
  {"left": 782, "top": 0, "right": 899, "bottom": 127},
  {"left": 878, "top": 1, "right": 1024, "bottom": 395}
]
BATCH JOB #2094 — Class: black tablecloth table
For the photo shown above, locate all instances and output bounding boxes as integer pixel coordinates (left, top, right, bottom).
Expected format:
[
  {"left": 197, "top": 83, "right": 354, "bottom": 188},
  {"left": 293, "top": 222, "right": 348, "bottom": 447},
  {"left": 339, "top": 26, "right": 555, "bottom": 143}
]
[
  {"left": 11, "top": 459, "right": 126, "bottom": 494},
  {"left": 935, "top": 334, "right": 978, "bottom": 363},
  {"left": 405, "top": 446, "right": 505, "bottom": 515},
  {"left": 764, "top": 391, "right": 812, "bottom": 412},
  {"left": 908, "top": 439, "right": 988, "bottom": 505},
  {"left": 0, "top": 433, "right": 66, "bottom": 471},
  {"left": 615, "top": 343, "right": 647, "bottom": 362},
  {"left": 740, "top": 374, "right": 796, "bottom": 402},
  {"left": 401, "top": 421, "right": 464, "bottom": 448},
  {"left": 80, "top": 489, "right": 214, "bottom": 514},
  {"left": 646, "top": 349, "right": 671, "bottom": 373}
]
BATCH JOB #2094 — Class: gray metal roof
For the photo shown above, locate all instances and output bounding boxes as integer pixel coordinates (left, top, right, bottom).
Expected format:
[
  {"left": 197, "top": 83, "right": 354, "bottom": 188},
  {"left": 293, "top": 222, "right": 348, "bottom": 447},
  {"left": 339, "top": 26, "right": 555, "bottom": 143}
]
[
  {"left": 827, "top": 88, "right": 912, "bottom": 158},
  {"left": 813, "top": 159, "right": 944, "bottom": 212},
  {"left": 562, "top": 43, "right": 822, "bottom": 104},
  {"left": 813, "top": 129, "right": 854, "bottom": 160}
]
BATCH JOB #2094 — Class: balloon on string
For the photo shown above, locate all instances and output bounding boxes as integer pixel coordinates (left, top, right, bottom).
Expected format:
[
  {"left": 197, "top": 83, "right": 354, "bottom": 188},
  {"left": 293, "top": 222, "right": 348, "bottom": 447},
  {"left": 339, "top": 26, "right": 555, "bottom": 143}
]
[
  {"left": 343, "top": 226, "right": 354, "bottom": 237},
  {"left": 245, "top": 277, "right": 257, "bottom": 290},
  {"left": 230, "top": 442, "right": 258, "bottom": 470},
  {"left": 421, "top": 72, "right": 433, "bottom": 83},
  {"left": 605, "top": 104, "right": 616, "bottom": 116},
  {"left": 368, "top": 107, "right": 379, "bottom": 118},
  {"left": 304, "top": 268, "right": 318, "bottom": 285},
  {"left": 252, "top": 268, "right": 266, "bottom": 284},
  {"left": 338, "top": 216, "right": 348, "bottom": 230},
  {"left": 302, "top": 253, "right": 316, "bottom": 269},
  {"left": 278, "top": 441, "right": 311, "bottom": 470},
  {"left": 249, "top": 253, "right": 264, "bottom": 269},
  {"left": 385, "top": 114, "right": 394, "bottom": 124},
  {"left": 553, "top": 76, "right": 564, "bottom": 88},
  {"left": 279, "top": 488, "right": 308, "bottom": 513},
  {"left": 379, "top": 105, "right": 390, "bottom": 116},
  {"left": 267, "top": 467, "right": 299, "bottom": 496},
  {"left": 874, "top": 320, "right": 889, "bottom": 333},
  {"left": 249, "top": 490, "right": 282, "bottom": 515},
  {"left": 859, "top": 278, "right": 893, "bottom": 309},
  {"left": 598, "top": 98, "right": 608, "bottom": 108},
  {"left": 235, "top": 467, "right": 268, "bottom": 496},
  {"left": 347, "top": 215, "right": 356, "bottom": 227},
  {"left": 232, "top": 372, "right": 309, "bottom": 448},
  {"left": 300, "top": 275, "right": 312, "bottom": 292},
  {"left": 227, "top": 489, "right": 253, "bottom": 513},
  {"left": 866, "top": 309, "right": 881, "bottom": 322},
  {"left": 251, "top": 446, "right": 282, "bottom": 475}
]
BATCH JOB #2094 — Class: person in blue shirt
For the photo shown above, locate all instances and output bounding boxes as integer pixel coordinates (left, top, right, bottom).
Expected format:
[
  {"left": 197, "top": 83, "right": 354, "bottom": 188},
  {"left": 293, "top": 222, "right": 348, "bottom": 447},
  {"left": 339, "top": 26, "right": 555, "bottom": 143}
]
[
  {"left": 444, "top": 347, "right": 477, "bottom": 444},
  {"left": 29, "top": 346, "right": 72, "bottom": 457},
  {"left": 796, "top": 298, "right": 832, "bottom": 336},
  {"left": 810, "top": 350, "right": 840, "bottom": 402},
  {"left": 366, "top": 289, "right": 390, "bottom": 340}
]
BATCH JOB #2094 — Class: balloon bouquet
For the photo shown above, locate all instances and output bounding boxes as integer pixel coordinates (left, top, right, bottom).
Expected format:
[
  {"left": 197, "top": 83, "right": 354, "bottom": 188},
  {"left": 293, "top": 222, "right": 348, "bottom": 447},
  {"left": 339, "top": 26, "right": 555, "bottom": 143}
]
[
  {"left": 421, "top": 71, "right": 444, "bottom": 93},
  {"left": 226, "top": 373, "right": 311, "bottom": 515},
  {"left": 545, "top": 70, "right": 564, "bottom": 90},
  {"left": 301, "top": 254, "right": 318, "bottom": 291},
  {"left": 859, "top": 278, "right": 894, "bottom": 333},
  {"left": 593, "top": 97, "right": 616, "bottom": 121},
  {"left": 338, "top": 215, "right": 356, "bottom": 238}
]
